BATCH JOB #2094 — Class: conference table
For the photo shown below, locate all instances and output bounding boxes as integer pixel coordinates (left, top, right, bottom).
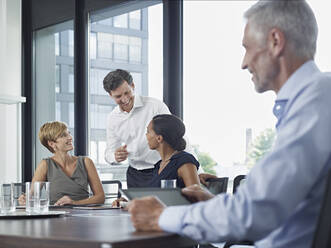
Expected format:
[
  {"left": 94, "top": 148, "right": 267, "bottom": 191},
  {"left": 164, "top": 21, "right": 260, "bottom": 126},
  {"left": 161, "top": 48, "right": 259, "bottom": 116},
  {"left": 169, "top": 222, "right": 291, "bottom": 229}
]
[{"left": 0, "top": 207, "right": 197, "bottom": 248}]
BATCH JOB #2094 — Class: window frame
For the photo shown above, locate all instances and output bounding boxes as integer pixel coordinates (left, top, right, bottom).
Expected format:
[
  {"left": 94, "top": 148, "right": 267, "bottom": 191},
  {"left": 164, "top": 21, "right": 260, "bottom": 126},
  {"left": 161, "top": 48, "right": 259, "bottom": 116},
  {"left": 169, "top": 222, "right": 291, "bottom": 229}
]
[{"left": 22, "top": 0, "right": 184, "bottom": 182}]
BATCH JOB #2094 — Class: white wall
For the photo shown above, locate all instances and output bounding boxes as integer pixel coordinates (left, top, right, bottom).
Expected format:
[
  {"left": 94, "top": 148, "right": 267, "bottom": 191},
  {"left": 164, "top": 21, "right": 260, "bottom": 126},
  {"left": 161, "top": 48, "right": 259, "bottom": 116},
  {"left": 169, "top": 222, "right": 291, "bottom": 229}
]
[{"left": 0, "top": 0, "right": 22, "bottom": 182}]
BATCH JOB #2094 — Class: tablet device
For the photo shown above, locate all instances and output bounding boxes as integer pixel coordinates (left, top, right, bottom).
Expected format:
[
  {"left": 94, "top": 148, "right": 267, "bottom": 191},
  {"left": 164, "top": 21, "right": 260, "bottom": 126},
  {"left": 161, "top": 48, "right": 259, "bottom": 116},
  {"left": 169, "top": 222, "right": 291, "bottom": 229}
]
[
  {"left": 120, "top": 188, "right": 191, "bottom": 206},
  {"left": 205, "top": 177, "right": 228, "bottom": 195}
]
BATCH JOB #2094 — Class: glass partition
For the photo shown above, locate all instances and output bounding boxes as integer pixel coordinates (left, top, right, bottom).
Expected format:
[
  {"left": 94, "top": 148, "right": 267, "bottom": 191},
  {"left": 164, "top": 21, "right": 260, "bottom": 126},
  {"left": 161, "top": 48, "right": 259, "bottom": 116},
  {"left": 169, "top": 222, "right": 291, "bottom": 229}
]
[
  {"left": 34, "top": 21, "right": 75, "bottom": 165},
  {"left": 88, "top": 3, "right": 163, "bottom": 184},
  {"left": 183, "top": 1, "right": 275, "bottom": 190}
]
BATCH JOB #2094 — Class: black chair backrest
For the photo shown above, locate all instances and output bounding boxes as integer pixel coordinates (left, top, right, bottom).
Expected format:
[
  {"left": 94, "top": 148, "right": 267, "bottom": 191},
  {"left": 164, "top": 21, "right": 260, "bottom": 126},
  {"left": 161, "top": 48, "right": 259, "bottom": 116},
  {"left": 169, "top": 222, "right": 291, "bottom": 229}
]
[
  {"left": 206, "top": 177, "right": 229, "bottom": 195},
  {"left": 102, "top": 180, "right": 122, "bottom": 199},
  {"left": 311, "top": 169, "right": 331, "bottom": 248},
  {"left": 233, "top": 175, "right": 246, "bottom": 194},
  {"left": 224, "top": 175, "right": 253, "bottom": 248}
]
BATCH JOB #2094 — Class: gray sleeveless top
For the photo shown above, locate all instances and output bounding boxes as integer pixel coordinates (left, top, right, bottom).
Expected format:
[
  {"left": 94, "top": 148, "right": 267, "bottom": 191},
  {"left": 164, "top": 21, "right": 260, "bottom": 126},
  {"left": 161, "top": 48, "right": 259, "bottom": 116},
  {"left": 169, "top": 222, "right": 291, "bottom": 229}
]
[{"left": 46, "top": 156, "right": 89, "bottom": 205}]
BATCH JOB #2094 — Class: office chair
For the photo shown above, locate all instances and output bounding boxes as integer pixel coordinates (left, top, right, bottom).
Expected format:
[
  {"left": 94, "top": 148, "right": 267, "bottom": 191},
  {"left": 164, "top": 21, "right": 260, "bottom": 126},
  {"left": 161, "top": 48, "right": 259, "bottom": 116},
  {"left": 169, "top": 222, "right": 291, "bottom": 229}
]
[
  {"left": 200, "top": 177, "right": 249, "bottom": 248},
  {"left": 198, "top": 178, "right": 229, "bottom": 248},
  {"left": 311, "top": 169, "right": 331, "bottom": 248},
  {"left": 225, "top": 170, "right": 331, "bottom": 248},
  {"left": 101, "top": 180, "right": 122, "bottom": 204},
  {"left": 233, "top": 175, "right": 246, "bottom": 193},
  {"left": 223, "top": 175, "right": 254, "bottom": 248},
  {"left": 205, "top": 177, "right": 229, "bottom": 195}
]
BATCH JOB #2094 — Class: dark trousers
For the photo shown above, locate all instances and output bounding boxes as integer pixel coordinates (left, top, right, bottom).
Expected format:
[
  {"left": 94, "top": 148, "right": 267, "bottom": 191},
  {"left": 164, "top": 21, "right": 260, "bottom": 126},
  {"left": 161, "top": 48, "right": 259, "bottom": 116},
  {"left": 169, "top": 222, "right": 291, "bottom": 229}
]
[{"left": 126, "top": 166, "right": 154, "bottom": 188}]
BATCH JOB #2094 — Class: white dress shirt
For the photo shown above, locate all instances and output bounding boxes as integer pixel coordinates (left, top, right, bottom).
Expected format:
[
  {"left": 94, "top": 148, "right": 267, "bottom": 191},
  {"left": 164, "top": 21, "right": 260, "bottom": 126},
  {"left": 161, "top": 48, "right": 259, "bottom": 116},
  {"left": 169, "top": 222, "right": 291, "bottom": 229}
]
[
  {"left": 105, "top": 95, "right": 170, "bottom": 170},
  {"left": 159, "top": 61, "right": 331, "bottom": 248}
]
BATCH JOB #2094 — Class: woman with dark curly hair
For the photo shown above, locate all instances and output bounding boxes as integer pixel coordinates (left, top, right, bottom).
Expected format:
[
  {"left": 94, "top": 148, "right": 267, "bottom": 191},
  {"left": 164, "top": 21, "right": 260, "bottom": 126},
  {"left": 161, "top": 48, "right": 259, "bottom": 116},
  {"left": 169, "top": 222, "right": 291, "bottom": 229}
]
[{"left": 146, "top": 114, "right": 200, "bottom": 188}]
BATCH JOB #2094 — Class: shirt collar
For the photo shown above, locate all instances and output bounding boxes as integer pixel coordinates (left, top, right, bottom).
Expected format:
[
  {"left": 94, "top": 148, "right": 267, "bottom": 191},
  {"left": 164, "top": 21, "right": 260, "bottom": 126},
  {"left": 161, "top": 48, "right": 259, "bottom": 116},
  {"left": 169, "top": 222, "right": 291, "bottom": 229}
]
[
  {"left": 171, "top": 151, "right": 185, "bottom": 160},
  {"left": 113, "top": 94, "right": 144, "bottom": 114},
  {"left": 276, "top": 60, "right": 320, "bottom": 101},
  {"left": 272, "top": 60, "right": 320, "bottom": 124},
  {"left": 133, "top": 94, "right": 144, "bottom": 109}
]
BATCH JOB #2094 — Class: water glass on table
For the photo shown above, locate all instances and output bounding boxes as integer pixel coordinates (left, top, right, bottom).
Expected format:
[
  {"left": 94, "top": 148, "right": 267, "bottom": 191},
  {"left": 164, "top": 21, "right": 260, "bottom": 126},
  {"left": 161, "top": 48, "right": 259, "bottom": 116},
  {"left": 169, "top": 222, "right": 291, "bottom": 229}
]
[
  {"left": 0, "top": 183, "right": 15, "bottom": 214},
  {"left": 161, "top": 179, "right": 177, "bottom": 189},
  {"left": 25, "top": 182, "right": 37, "bottom": 213},
  {"left": 13, "top": 183, "right": 25, "bottom": 208},
  {"left": 36, "top": 182, "right": 50, "bottom": 212},
  {"left": 26, "top": 182, "right": 50, "bottom": 213}
]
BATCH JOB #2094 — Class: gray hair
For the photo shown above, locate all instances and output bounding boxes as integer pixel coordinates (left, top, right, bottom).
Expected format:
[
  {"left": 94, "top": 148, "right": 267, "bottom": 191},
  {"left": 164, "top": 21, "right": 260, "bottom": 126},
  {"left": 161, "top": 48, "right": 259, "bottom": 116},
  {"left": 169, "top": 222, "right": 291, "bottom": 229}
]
[{"left": 244, "top": 0, "right": 318, "bottom": 60}]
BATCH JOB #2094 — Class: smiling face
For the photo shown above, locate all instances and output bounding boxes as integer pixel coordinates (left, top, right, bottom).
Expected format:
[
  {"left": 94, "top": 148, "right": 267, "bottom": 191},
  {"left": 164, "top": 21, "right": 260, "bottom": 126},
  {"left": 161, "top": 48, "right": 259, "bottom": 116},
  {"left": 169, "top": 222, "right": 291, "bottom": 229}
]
[
  {"left": 241, "top": 22, "right": 279, "bottom": 93},
  {"left": 50, "top": 129, "right": 74, "bottom": 153},
  {"left": 109, "top": 81, "right": 135, "bottom": 112}
]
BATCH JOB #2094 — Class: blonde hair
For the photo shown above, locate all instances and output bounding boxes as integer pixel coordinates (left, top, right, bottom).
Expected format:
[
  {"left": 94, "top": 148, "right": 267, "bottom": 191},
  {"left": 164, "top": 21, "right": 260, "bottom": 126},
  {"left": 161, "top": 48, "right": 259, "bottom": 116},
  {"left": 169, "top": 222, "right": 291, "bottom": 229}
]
[{"left": 39, "top": 121, "right": 68, "bottom": 153}]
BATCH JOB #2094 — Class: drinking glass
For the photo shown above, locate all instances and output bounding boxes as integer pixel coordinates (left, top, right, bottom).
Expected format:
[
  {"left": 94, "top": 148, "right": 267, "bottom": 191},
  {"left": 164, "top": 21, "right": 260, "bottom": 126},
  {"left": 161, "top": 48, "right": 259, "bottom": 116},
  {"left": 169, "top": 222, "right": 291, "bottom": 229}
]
[
  {"left": 25, "top": 182, "right": 38, "bottom": 213},
  {"left": 25, "top": 182, "right": 50, "bottom": 213},
  {"left": 0, "top": 183, "right": 16, "bottom": 214},
  {"left": 161, "top": 179, "right": 177, "bottom": 189},
  {"left": 13, "top": 183, "right": 24, "bottom": 207},
  {"left": 36, "top": 182, "right": 50, "bottom": 213}
]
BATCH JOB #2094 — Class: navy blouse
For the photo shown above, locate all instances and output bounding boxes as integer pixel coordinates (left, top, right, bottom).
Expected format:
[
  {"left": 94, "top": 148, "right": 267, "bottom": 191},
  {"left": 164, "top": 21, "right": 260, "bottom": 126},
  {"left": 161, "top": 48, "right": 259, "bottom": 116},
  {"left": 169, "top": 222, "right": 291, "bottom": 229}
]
[{"left": 149, "top": 151, "right": 200, "bottom": 188}]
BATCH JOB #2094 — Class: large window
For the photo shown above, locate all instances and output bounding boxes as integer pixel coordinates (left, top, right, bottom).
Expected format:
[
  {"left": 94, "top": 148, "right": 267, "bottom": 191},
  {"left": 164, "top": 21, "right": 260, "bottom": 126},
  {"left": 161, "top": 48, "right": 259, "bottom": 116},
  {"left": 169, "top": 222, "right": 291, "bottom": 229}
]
[
  {"left": 183, "top": 0, "right": 331, "bottom": 186},
  {"left": 308, "top": 0, "right": 331, "bottom": 72},
  {"left": 88, "top": 4, "right": 163, "bottom": 183},
  {"left": 34, "top": 21, "right": 75, "bottom": 164},
  {"left": 28, "top": 0, "right": 331, "bottom": 185}
]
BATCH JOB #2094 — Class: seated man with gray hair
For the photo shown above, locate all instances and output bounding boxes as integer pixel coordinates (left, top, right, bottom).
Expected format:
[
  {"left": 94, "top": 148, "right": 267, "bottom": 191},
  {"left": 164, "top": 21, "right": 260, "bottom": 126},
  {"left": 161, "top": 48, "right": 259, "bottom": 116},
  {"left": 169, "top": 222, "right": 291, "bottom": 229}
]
[{"left": 127, "top": 1, "right": 331, "bottom": 247}]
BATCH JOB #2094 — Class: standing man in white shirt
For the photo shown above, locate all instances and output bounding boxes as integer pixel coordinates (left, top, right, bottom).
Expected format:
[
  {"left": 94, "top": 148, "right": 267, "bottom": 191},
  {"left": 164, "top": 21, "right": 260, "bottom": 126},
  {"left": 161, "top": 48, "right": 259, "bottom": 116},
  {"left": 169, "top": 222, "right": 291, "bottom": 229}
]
[{"left": 103, "top": 69, "right": 171, "bottom": 187}]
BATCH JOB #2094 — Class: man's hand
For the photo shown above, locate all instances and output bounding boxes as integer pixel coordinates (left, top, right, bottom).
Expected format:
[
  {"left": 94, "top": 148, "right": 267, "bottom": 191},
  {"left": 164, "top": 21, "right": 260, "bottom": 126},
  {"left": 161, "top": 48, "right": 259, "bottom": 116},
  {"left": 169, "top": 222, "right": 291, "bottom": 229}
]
[
  {"left": 182, "top": 184, "right": 215, "bottom": 203},
  {"left": 199, "top": 173, "right": 218, "bottom": 186},
  {"left": 115, "top": 144, "right": 129, "bottom": 162},
  {"left": 127, "top": 196, "right": 165, "bottom": 232}
]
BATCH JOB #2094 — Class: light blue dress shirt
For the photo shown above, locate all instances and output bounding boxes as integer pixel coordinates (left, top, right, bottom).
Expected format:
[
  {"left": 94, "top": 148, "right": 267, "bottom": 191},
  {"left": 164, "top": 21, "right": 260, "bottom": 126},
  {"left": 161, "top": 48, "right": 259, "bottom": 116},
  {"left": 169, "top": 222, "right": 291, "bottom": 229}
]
[{"left": 158, "top": 61, "right": 331, "bottom": 248}]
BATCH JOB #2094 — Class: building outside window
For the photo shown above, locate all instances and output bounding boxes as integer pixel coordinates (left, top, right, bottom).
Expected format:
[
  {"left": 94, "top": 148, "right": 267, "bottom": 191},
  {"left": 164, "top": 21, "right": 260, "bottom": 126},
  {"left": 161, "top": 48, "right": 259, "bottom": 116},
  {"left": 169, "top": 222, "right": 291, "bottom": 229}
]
[
  {"left": 183, "top": 0, "right": 331, "bottom": 192},
  {"left": 88, "top": 4, "right": 163, "bottom": 184},
  {"left": 32, "top": 0, "right": 331, "bottom": 189},
  {"left": 34, "top": 21, "right": 75, "bottom": 162}
]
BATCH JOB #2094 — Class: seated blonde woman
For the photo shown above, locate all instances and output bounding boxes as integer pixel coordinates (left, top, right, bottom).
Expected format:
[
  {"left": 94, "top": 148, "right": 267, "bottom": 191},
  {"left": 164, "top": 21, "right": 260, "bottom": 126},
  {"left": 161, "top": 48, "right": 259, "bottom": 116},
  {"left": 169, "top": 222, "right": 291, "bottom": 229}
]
[{"left": 21, "top": 121, "right": 104, "bottom": 206}]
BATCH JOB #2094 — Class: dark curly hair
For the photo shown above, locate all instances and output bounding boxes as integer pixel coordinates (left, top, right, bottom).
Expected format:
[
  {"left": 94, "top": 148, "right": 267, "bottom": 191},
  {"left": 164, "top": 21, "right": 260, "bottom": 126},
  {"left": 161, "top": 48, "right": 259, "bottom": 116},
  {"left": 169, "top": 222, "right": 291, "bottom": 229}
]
[
  {"left": 152, "top": 114, "right": 186, "bottom": 151},
  {"left": 103, "top": 69, "right": 133, "bottom": 93}
]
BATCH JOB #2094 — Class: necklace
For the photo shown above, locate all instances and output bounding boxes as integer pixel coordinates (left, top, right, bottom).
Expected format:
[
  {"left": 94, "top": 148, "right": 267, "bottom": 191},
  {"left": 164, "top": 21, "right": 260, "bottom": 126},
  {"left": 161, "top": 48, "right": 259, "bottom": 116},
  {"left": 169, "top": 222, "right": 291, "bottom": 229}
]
[{"left": 160, "top": 150, "right": 178, "bottom": 169}]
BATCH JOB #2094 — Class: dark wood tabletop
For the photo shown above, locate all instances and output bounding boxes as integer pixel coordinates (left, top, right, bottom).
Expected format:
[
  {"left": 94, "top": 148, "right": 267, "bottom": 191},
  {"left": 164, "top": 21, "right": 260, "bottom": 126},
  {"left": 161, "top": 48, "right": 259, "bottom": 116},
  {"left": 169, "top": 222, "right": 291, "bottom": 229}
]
[{"left": 0, "top": 208, "right": 197, "bottom": 248}]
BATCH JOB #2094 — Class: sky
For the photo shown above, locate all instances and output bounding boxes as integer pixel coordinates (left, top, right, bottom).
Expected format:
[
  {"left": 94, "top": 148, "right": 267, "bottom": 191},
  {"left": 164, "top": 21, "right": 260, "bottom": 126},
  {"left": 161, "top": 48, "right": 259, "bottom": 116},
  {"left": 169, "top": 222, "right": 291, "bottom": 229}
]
[{"left": 148, "top": 1, "right": 331, "bottom": 166}]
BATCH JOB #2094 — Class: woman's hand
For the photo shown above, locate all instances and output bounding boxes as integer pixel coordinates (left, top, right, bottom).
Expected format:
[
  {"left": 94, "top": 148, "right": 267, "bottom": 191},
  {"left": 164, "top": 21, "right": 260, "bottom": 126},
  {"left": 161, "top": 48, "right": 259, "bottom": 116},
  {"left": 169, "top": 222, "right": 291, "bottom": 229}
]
[
  {"left": 18, "top": 193, "right": 26, "bottom": 205},
  {"left": 112, "top": 197, "right": 128, "bottom": 207},
  {"left": 198, "top": 173, "right": 218, "bottom": 186},
  {"left": 54, "top": 195, "right": 74, "bottom": 206}
]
